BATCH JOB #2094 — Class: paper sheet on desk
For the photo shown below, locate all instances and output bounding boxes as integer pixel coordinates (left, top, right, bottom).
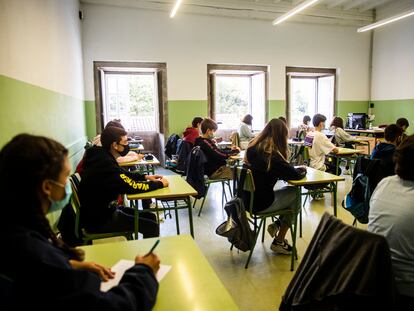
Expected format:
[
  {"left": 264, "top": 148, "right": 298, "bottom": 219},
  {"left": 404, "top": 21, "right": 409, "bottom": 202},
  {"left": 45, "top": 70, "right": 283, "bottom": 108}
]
[{"left": 100, "top": 259, "right": 171, "bottom": 292}]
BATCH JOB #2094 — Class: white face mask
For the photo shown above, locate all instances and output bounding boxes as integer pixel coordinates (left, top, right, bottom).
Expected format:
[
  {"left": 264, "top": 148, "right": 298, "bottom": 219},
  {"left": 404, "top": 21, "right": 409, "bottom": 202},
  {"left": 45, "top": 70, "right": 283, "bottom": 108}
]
[{"left": 48, "top": 180, "right": 72, "bottom": 213}]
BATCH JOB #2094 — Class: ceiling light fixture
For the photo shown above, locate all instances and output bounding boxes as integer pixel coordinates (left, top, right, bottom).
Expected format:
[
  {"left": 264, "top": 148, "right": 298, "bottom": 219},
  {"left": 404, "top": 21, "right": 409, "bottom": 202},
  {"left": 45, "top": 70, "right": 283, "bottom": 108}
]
[
  {"left": 170, "top": 0, "right": 183, "bottom": 18},
  {"left": 272, "top": 0, "right": 320, "bottom": 26},
  {"left": 357, "top": 8, "right": 414, "bottom": 32}
]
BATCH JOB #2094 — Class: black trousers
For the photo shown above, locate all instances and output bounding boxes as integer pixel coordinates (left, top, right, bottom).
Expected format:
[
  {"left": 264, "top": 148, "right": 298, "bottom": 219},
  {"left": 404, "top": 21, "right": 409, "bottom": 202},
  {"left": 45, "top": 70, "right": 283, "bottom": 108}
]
[{"left": 97, "top": 201, "right": 159, "bottom": 238}]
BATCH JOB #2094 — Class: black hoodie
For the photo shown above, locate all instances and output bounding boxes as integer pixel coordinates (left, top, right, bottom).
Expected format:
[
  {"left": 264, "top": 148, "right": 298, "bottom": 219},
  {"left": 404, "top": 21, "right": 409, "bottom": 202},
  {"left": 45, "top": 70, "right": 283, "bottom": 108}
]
[
  {"left": 370, "top": 143, "right": 396, "bottom": 177},
  {"left": 79, "top": 146, "right": 163, "bottom": 231}
]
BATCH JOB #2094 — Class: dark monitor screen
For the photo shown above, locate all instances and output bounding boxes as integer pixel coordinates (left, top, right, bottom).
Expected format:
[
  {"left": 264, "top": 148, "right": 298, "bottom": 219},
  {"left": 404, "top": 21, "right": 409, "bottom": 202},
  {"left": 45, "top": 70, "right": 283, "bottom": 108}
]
[{"left": 347, "top": 113, "right": 366, "bottom": 130}]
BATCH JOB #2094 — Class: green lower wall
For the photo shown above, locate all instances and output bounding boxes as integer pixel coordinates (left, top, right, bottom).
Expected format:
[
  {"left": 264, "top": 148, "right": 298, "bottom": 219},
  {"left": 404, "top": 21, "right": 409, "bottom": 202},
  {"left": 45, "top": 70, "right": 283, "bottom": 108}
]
[
  {"left": 336, "top": 101, "right": 369, "bottom": 121},
  {"left": 85, "top": 100, "right": 97, "bottom": 139},
  {"left": 269, "top": 100, "right": 285, "bottom": 119},
  {"left": 371, "top": 99, "right": 414, "bottom": 134},
  {"left": 168, "top": 100, "right": 208, "bottom": 136},
  {"left": 0, "top": 74, "right": 88, "bottom": 230}
]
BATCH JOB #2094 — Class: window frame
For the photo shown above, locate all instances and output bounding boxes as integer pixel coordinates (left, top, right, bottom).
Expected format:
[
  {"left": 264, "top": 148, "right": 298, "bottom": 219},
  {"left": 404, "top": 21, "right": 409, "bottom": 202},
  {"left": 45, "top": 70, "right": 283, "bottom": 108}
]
[
  {"left": 207, "top": 64, "right": 269, "bottom": 129},
  {"left": 93, "top": 61, "right": 168, "bottom": 134}
]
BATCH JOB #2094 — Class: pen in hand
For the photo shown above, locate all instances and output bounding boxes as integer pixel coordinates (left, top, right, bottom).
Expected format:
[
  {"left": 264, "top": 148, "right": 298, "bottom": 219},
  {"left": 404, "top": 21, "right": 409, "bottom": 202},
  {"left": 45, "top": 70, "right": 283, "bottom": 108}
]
[{"left": 144, "top": 239, "right": 160, "bottom": 257}]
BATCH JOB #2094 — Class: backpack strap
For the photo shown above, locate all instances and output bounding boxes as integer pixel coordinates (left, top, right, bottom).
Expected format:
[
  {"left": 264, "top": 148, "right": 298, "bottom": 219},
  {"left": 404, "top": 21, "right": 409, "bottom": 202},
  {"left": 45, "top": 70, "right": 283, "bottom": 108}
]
[{"left": 237, "top": 168, "right": 247, "bottom": 198}]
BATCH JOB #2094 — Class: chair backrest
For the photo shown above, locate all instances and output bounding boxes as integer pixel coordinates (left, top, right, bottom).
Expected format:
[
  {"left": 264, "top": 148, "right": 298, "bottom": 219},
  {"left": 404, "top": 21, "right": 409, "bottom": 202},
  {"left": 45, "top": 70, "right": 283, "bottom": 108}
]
[
  {"left": 230, "top": 131, "right": 241, "bottom": 148},
  {"left": 176, "top": 140, "right": 193, "bottom": 173},
  {"left": 69, "top": 173, "right": 82, "bottom": 239},
  {"left": 185, "top": 146, "right": 208, "bottom": 199},
  {"left": 281, "top": 213, "right": 396, "bottom": 310},
  {"left": 236, "top": 167, "right": 255, "bottom": 215}
]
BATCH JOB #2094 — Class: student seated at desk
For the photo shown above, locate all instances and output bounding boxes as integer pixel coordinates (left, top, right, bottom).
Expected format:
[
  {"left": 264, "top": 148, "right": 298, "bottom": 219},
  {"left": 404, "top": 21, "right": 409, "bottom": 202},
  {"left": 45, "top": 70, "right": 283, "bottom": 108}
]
[
  {"left": 0, "top": 134, "right": 160, "bottom": 311},
  {"left": 297, "top": 115, "right": 311, "bottom": 137},
  {"left": 330, "top": 116, "right": 355, "bottom": 175},
  {"left": 76, "top": 120, "right": 143, "bottom": 174},
  {"left": 371, "top": 124, "right": 402, "bottom": 176},
  {"left": 238, "top": 114, "right": 255, "bottom": 150},
  {"left": 245, "top": 118, "right": 306, "bottom": 254},
  {"left": 396, "top": 117, "right": 409, "bottom": 145},
  {"left": 369, "top": 135, "right": 414, "bottom": 309},
  {"left": 195, "top": 118, "right": 240, "bottom": 180},
  {"left": 183, "top": 117, "right": 203, "bottom": 145},
  {"left": 305, "top": 114, "right": 340, "bottom": 187},
  {"left": 79, "top": 126, "right": 169, "bottom": 238}
]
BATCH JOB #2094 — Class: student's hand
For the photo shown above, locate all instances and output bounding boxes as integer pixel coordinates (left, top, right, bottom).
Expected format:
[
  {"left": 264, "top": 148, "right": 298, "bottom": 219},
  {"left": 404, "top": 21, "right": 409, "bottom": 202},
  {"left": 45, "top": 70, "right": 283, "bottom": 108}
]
[
  {"left": 135, "top": 253, "right": 160, "bottom": 274},
  {"left": 146, "top": 174, "right": 163, "bottom": 181},
  {"left": 159, "top": 177, "right": 169, "bottom": 187},
  {"left": 137, "top": 153, "right": 145, "bottom": 160},
  {"left": 232, "top": 146, "right": 241, "bottom": 152},
  {"left": 296, "top": 166, "right": 307, "bottom": 174},
  {"left": 69, "top": 260, "right": 115, "bottom": 281},
  {"left": 332, "top": 147, "right": 339, "bottom": 154}
]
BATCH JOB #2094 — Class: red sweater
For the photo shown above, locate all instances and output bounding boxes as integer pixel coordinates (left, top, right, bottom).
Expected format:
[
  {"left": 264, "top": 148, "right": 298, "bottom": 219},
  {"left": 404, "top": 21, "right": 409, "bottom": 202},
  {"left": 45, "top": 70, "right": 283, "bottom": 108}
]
[{"left": 183, "top": 127, "right": 200, "bottom": 144}]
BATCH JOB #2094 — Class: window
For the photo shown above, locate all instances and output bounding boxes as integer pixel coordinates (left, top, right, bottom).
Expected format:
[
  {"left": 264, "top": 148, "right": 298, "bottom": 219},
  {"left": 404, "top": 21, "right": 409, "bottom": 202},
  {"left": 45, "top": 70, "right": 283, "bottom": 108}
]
[
  {"left": 286, "top": 67, "right": 336, "bottom": 128},
  {"left": 94, "top": 62, "right": 167, "bottom": 133},
  {"left": 208, "top": 65, "right": 269, "bottom": 130},
  {"left": 104, "top": 73, "right": 157, "bottom": 131}
]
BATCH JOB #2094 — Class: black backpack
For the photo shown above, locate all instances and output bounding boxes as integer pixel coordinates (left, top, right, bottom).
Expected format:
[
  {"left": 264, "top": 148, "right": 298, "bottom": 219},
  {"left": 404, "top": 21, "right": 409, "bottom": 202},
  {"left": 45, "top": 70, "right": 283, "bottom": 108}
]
[
  {"left": 215, "top": 168, "right": 254, "bottom": 252},
  {"left": 164, "top": 134, "right": 180, "bottom": 159}
]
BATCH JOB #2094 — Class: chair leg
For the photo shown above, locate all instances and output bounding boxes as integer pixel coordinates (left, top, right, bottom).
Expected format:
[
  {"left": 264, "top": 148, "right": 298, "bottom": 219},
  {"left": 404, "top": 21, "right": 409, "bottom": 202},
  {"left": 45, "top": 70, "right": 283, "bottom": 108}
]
[
  {"left": 261, "top": 217, "right": 266, "bottom": 243},
  {"left": 174, "top": 201, "right": 180, "bottom": 234},
  {"left": 198, "top": 184, "right": 210, "bottom": 217},
  {"left": 290, "top": 213, "right": 299, "bottom": 271},
  {"left": 245, "top": 218, "right": 263, "bottom": 269}
]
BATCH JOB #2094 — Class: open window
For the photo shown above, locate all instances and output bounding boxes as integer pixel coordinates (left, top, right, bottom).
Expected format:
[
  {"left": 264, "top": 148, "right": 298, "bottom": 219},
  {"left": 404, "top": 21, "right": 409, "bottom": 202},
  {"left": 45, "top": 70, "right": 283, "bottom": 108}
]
[
  {"left": 93, "top": 61, "right": 168, "bottom": 133},
  {"left": 286, "top": 67, "right": 336, "bottom": 128},
  {"left": 208, "top": 64, "right": 269, "bottom": 131}
]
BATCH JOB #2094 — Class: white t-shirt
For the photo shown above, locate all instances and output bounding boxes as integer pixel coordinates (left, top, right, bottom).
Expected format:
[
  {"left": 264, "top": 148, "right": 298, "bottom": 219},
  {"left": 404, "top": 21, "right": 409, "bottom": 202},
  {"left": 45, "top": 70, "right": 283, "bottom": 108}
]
[
  {"left": 369, "top": 175, "right": 414, "bottom": 297},
  {"left": 304, "top": 131, "right": 335, "bottom": 170}
]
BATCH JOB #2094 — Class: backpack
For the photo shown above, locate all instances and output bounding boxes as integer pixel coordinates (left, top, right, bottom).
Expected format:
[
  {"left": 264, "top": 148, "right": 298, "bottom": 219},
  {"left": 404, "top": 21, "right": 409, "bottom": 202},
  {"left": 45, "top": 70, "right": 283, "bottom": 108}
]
[
  {"left": 215, "top": 168, "right": 255, "bottom": 252},
  {"left": 164, "top": 134, "right": 180, "bottom": 159},
  {"left": 342, "top": 173, "right": 371, "bottom": 224}
]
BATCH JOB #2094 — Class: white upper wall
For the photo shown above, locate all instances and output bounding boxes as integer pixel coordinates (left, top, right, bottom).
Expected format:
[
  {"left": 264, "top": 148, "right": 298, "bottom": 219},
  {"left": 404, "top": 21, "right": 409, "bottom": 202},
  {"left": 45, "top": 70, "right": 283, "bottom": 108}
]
[
  {"left": 0, "top": 0, "right": 84, "bottom": 99},
  {"left": 371, "top": 16, "right": 414, "bottom": 100},
  {"left": 81, "top": 4, "right": 371, "bottom": 101}
]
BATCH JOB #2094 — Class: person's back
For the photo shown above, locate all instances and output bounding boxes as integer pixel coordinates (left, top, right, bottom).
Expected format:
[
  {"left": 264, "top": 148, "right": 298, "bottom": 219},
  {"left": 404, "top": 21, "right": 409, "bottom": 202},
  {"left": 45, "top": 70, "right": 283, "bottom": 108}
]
[
  {"left": 369, "top": 136, "right": 414, "bottom": 307},
  {"left": 305, "top": 114, "right": 338, "bottom": 173},
  {"left": 238, "top": 114, "right": 255, "bottom": 149},
  {"left": 371, "top": 124, "right": 402, "bottom": 176}
]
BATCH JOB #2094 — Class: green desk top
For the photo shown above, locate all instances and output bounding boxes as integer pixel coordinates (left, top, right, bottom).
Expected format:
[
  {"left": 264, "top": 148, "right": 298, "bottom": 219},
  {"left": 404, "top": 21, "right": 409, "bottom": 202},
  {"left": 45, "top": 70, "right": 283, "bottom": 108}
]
[
  {"left": 119, "top": 156, "right": 161, "bottom": 167},
  {"left": 127, "top": 175, "right": 197, "bottom": 200},
  {"left": 80, "top": 235, "right": 239, "bottom": 311},
  {"left": 288, "top": 167, "right": 345, "bottom": 186},
  {"left": 336, "top": 147, "right": 364, "bottom": 155}
]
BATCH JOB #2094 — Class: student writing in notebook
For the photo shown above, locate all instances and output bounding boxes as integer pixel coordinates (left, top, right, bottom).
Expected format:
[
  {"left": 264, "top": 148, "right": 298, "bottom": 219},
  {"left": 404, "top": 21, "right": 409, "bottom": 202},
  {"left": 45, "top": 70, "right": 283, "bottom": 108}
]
[{"left": 0, "top": 134, "right": 160, "bottom": 311}]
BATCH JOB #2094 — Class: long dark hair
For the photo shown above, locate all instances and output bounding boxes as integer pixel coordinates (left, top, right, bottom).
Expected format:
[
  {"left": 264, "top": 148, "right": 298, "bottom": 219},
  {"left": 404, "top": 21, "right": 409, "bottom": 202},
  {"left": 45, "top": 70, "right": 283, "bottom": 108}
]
[
  {"left": 330, "top": 116, "right": 344, "bottom": 129},
  {"left": 242, "top": 114, "right": 253, "bottom": 125},
  {"left": 247, "top": 118, "right": 289, "bottom": 171},
  {"left": 0, "top": 134, "right": 83, "bottom": 260}
]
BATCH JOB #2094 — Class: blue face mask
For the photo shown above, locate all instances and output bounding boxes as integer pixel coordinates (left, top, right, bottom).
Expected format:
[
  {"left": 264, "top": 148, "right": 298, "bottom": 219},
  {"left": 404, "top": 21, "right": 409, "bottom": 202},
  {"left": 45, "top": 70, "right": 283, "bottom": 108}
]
[{"left": 48, "top": 180, "right": 72, "bottom": 214}]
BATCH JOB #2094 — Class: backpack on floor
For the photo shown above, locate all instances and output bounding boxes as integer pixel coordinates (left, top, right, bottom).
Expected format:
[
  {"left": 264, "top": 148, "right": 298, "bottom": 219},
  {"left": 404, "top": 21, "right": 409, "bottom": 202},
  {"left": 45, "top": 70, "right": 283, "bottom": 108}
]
[
  {"left": 215, "top": 168, "right": 254, "bottom": 252},
  {"left": 342, "top": 173, "right": 371, "bottom": 224}
]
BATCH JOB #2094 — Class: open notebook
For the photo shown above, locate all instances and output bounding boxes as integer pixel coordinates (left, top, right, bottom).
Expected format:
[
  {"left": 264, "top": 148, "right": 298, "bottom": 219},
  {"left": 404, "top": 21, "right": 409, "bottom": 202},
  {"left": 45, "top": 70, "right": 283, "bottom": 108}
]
[{"left": 101, "top": 259, "right": 172, "bottom": 292}]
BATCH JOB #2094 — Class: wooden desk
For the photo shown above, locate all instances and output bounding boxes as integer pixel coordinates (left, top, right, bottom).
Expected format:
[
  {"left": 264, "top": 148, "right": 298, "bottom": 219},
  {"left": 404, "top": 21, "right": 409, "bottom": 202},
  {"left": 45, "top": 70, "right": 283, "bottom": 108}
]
[
  {"left": 217, "top": 141, "right": 232, "bottom": 149},
  {"left": 130, "top": 144, "right": 144, "bottom": 151},
  {"left": 127, "top": 175, "right": 197, "bottom": 238},
  {"left": 80, "top": 235, "right": 238, "bottom": 311},
  {"left": 332, "top": 148, "right": 363, "bottom": 175},
  {"left": 288, "top": 167, "right": 345, "bottom": 237},
  {"left": 120, "top": 156, "right": 160, "bottom": 175},
  {"left": 345, "top": 128, "right": 384, "bottom": 146}
]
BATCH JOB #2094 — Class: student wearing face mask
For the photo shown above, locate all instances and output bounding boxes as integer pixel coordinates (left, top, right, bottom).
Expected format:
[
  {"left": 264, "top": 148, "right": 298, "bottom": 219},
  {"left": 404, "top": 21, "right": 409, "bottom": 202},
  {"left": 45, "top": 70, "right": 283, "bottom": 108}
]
[
  {"left": 79, "top": 126, "right": 169, "bottom": 238},
  {"left": 0, "top": 134, "right": 160, "bottom": 311},
  {"left": 194, "top": 118, "right": 240, "bottom": 180}
]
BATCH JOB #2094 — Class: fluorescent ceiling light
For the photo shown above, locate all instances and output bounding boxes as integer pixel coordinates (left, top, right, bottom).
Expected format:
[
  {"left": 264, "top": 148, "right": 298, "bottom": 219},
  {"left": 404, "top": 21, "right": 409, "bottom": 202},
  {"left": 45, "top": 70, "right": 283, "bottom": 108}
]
[
  {"left": 170, "top": 0, "right": 183, "bottom": 18},
  {"left": 272, "top": 0, "right": 320, "bottom": 26},
  {"left": 358, "top": 8, "right": 414, "bottom": 32}
]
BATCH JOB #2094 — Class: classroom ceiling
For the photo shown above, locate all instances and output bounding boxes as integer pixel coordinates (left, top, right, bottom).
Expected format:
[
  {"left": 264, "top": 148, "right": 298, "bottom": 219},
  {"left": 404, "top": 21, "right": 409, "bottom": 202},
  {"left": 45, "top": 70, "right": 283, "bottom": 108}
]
[{"left": 81, "top": 0, "right": 414, "bottom": 26}]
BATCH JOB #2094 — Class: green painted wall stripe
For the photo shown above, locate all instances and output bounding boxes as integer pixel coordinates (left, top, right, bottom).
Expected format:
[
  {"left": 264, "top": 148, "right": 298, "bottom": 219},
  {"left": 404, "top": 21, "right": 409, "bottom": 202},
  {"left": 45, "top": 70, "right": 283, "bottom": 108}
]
[
  {"left": 336, "top": 100, "right": 369, "bottom": 122},
  {"left": 371, "top": 99, "right": 414, "bottom": 134},
  {"left": 168, "top": 100, "right": 208, "bottom": 136},
  {"left": 0, "top": 74, "right": 87, "bottom": 167},
  {"left": 269, "top": 100, "right": 285, "bottom": 119},
  {"left": 85, "top": 100, "right": 97, "bottom": 139}
]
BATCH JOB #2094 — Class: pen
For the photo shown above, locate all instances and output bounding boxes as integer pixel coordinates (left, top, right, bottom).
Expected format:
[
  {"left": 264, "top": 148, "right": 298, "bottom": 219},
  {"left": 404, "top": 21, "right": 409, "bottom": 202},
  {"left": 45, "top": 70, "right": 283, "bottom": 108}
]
[{"left": 144, "top": 239, "right": 160, "bottom": 257}]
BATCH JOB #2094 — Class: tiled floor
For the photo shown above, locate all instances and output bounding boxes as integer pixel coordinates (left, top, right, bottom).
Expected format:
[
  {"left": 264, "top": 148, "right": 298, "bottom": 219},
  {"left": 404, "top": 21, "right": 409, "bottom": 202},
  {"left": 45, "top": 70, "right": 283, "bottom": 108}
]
[{"left": 156, "top": 168, "right": 366, "bottom": 311}]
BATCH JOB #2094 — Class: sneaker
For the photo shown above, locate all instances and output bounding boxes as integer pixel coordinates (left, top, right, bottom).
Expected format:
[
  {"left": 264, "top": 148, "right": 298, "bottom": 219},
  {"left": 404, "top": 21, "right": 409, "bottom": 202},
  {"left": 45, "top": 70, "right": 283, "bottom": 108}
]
[
  {"left": 311, "top": 193, "right": 325, "bottom": 201},
  {"left": 270, "top": 240, "right": 292, "bottom": 255},
  {"left": 267, "top": 219, "right": 281, "bottom": 238}
]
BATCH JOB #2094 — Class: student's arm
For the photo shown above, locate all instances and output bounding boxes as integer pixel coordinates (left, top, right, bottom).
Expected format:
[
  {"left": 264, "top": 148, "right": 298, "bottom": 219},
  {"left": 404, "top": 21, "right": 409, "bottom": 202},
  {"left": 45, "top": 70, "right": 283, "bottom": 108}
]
[
  {"left": 269, "top": 156, "right": 307, "bottom": 181},
  {"left": 199, "top": 139, "right": 232, "bottom": 161},
  {"left": 337, "top": 128, "right": 353, "bottom": 142},
  {"left": 319, "top": 134, "right": 338, "bottom": 154},
  {"left": 110, "top": 167, "right": 164, "bottom": 194},
  {"left": 239, "top": 124, "right": 254, "bottom": 139}
]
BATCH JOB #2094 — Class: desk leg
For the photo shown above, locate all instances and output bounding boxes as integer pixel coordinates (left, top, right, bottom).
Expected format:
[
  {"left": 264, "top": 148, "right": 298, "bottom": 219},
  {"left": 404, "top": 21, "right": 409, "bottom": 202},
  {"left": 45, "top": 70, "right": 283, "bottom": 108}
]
[
  {"left": 174, "top": 200, "right": 180, "bottom": 235},
  {"left": 187, "top": 196, "right": 194, "bottom": 238},
  {"left": 297, "top": 186, "right": 302, "bottom": 238},
  {"left": 333, "top": 182, "right": 338, "bottom": 217},
  {"left": 133, "top": 200, "right": 139, "bottom": 240}
]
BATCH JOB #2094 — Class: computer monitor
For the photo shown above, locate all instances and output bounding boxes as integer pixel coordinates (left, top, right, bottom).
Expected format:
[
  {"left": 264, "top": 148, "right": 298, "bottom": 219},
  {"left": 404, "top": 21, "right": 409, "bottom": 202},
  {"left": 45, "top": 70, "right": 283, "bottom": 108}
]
[{"left": 347, "top": 113, "right": 367, "bottom": 130}]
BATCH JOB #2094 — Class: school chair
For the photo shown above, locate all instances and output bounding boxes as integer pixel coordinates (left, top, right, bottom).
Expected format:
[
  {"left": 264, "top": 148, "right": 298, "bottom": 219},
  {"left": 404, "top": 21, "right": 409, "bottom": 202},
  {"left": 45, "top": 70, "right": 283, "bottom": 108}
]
[
  {"left": 230, "top": 131, "right": 240, "bottom": 148},
  {"left": 69, "top": 173, "right": 134, "bottom": 244},
  {"left": 281, "top": 213, "right": 396, "bottom": 310},
  {"left": 235, "top": 168, "right": 299, "bottom": 270}
]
